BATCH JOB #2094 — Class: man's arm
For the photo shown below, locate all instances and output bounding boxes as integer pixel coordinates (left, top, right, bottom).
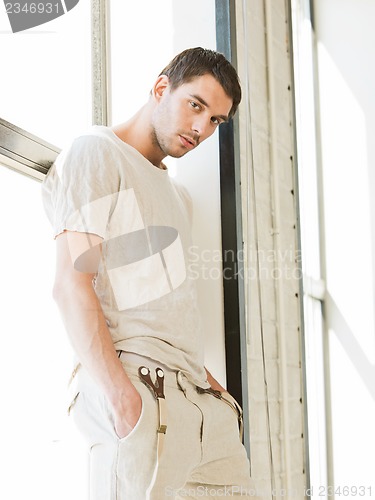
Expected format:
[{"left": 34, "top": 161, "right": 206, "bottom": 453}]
[
  {"left": 53, "top": 230, "right": 141, "bottom": 439},
  {"left": 205, "top": 367, "right": 227, "bottom": 392}
]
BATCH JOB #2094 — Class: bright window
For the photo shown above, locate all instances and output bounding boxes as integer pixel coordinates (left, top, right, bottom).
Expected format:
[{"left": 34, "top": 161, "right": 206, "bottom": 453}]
[
  {"left": 0, "top": 1, "right": 91, "bottom": 147},
  {"left": 0, "top": 3, "right": 91, "bottom": 499}
]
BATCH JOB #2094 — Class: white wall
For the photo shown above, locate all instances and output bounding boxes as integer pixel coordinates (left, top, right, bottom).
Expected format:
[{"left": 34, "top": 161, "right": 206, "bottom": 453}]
[{"left": 315, "top": 0, "right": 375, "bottom": 494}]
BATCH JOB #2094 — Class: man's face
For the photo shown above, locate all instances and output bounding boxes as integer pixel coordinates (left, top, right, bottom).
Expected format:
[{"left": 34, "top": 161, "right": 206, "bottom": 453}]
[{"left": 150, "top": 74, "right": 233, "bottom": 159}]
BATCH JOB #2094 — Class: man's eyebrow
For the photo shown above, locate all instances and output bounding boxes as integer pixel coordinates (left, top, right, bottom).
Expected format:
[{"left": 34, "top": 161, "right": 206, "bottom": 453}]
[{"left": 189, "top": 94, "right": 229, "bottom": 122}]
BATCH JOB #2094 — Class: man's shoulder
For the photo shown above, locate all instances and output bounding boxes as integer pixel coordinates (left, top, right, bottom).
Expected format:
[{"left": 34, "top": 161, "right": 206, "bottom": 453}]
[
  {"left": 69, "top": 125, "right": 112, "bottom": 149},
  {"left": 55, "top": 126, "right": 124, "bottom": 169}
]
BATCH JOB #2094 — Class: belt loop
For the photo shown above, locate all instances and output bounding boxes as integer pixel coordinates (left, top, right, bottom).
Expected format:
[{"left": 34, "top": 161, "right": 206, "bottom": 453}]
[{"left": 176, "top": 370, "right": 188, "bottom": 393}]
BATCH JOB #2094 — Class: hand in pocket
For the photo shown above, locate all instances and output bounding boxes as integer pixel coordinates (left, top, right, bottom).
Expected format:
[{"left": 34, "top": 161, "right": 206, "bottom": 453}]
[{"left": 112, "top": 386, "right": 143, "bottom": 439}]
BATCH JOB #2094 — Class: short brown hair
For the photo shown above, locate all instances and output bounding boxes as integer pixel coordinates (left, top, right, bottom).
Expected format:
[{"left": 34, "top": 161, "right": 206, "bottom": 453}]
[{"left": 158, "top": 47, "right": 241, "bottom": 119}]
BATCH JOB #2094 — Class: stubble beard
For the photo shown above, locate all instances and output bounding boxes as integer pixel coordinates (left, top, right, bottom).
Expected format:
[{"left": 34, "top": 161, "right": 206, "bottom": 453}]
[{"left": 150, "top": 125, "right": 187, "bottom": 159}]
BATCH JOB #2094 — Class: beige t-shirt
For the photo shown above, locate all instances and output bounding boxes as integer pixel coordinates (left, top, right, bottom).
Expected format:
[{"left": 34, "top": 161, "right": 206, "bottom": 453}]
[{"left": 42, "top": 126, "right": 209, "bottom": 388}]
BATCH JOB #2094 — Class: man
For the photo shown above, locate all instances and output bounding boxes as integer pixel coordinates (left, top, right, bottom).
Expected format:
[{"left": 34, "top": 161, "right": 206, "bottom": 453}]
[{"left": 43, "top": 47, "right": 253, "bottom": 499}]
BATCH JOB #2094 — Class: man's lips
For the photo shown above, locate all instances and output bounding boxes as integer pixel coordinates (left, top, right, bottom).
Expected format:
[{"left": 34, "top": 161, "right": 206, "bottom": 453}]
[{"left": 179, "top": 135, "right": 197, "bottom": 150}]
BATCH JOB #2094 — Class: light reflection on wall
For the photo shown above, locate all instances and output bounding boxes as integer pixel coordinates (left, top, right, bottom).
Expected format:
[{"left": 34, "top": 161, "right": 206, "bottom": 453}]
[{"left": 315, "top": 0, "right": 375, "bottom": 491}]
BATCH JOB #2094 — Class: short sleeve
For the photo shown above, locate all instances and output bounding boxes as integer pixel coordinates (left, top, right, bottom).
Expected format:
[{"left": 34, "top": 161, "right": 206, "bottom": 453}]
[{"left": 42, "top": 133, "right": 121, "bottom": 239}]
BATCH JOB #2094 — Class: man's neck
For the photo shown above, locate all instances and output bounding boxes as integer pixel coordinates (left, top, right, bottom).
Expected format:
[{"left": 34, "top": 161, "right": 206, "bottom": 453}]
[{"left": 111, "top": 105, "right": 166, "bottom": 169}]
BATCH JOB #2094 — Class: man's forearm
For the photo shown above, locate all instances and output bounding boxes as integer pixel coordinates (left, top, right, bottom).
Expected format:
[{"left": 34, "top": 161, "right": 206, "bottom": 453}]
[
  {"left": 54, "top": 278, "right": 134, "bottom": 407},
  {"left": 53, "top": 231, "right": 142, "bottom": 439},
  {"left": 205, "top": 367, "right": 227, "bottom": 392}
]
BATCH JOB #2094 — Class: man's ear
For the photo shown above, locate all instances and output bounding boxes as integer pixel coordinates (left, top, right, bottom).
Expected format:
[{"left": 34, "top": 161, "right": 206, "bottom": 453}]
[{"left": 152, "top": 75, "right": 170, "bottom": 101}]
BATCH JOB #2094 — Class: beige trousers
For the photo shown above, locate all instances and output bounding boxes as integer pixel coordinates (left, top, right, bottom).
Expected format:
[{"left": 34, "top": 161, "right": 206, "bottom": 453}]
[{"left": 70, "top": 356, "right": 255, "bottom": 499}]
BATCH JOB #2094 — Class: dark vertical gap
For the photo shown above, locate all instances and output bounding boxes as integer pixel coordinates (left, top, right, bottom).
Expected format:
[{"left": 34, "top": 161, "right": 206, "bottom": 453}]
[
  {"left": 309, "top": 0, "right": 315, "bottom": 30},
  {"left": 215, "top": 0, "right": 246, "bottom": 413}
]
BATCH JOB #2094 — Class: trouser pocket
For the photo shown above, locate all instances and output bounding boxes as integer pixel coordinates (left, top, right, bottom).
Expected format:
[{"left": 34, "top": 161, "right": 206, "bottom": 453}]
[
  {"left": 221, "top": 391, "right": 244, "bottom": 441},
  {"left": 66, "top": 363, "right": 82, "bottom": 415},
  {"left": 196, "top": 386, "right": 244, "bottom": 441}
]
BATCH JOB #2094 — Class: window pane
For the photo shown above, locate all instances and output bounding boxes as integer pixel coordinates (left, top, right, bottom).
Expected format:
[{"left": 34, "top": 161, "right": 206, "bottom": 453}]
[
  {"left": 0, "top": 4, "right": 92, "bottom": 499},
  {"left": 0, "top": 166, "right": 87, "bottom": 500},
  {"left": 0, "top": 2, "right": 91, "bottom": 146}
]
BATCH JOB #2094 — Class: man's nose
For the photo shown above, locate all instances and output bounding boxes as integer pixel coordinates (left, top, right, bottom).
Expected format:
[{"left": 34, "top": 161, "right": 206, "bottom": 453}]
[{"left": 192, "top": 116, "right": 211, "bottom": 139}]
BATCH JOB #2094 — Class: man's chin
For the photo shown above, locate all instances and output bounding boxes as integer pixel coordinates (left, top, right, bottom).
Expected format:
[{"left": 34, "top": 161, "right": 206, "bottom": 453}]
[{"left": 167, "top": 149, "right": 189, "bottom": 159}]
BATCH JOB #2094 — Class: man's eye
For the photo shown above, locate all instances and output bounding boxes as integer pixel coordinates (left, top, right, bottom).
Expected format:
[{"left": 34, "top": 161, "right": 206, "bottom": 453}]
[
  {"left": 211, "top": 117, "right": 220, "bottom": 125},
  {"left": 190, "top": 101, "right": 199, "bottom": 109}
]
